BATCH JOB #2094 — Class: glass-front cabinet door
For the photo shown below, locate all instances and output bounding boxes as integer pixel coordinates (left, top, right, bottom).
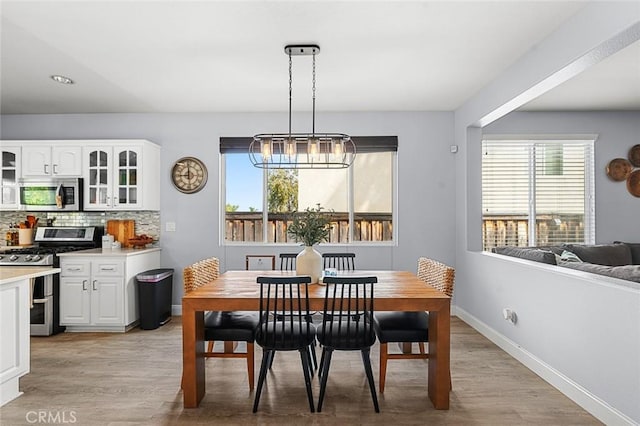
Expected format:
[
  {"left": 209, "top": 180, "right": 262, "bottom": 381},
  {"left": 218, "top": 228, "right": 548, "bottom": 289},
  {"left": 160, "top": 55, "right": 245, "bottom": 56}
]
[
  {"left": 1, "top": 146, "right": 20, "bottom": 209},
  {"left": 84, "top": 147, "right": 112, "bottom": 210},
  {"left": 114, "top": 147, "right": 141, "bottom": 209}
]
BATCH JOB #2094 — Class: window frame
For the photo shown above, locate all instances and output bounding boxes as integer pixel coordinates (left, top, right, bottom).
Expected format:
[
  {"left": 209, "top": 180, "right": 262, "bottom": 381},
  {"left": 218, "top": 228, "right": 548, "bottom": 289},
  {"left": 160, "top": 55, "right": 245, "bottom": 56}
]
[
  {"left": 481, "top": 134, "right": 596, "bottom": 250},
  {"left": 220, "top": 137, "right": 398, "bottom": 246}
]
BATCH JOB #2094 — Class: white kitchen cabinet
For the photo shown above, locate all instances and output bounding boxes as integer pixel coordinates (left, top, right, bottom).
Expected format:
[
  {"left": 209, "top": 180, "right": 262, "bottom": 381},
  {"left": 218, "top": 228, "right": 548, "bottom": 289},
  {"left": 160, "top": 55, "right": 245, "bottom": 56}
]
[
  {"left": 59, "top": 274, "right": 91, "bottom": 324},
  {"left": 0, "top": 274, "right": 29, "bottom": 406},
  {"left": 1, "top": 268, "right": 59, "bottom": 407},
  {"left": 83, "top": 140, "right": 160, "bottom": 211},
  {"left": 59, "top": 248, "right": 161, "bottom": 332},
  {"left": 21, "top": 143, "right": 82, "bottom": 177},
  {"left": 0, "top": 145, "right": 21, "bottom": 210}
]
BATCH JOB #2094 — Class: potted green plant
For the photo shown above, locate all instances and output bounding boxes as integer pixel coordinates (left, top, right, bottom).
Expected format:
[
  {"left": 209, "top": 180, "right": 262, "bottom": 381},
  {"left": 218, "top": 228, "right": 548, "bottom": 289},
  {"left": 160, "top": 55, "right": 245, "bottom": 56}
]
[{"left": 287, "top": 204, "right": 331, "bottom": 283}]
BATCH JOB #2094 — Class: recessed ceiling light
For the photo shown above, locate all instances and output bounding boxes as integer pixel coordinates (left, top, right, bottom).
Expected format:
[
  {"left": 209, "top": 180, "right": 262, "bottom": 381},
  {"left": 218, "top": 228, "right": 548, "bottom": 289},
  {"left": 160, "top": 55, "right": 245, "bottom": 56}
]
[{"left": 50, "top": 75, "right": 74, "bottom": 84}]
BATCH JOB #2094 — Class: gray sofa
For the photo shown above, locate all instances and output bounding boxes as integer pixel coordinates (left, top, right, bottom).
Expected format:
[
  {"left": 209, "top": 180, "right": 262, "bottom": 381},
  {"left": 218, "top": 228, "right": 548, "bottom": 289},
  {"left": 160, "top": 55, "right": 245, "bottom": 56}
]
[{"left": 493, "top": 242, "right": 640, "bottom": 283}]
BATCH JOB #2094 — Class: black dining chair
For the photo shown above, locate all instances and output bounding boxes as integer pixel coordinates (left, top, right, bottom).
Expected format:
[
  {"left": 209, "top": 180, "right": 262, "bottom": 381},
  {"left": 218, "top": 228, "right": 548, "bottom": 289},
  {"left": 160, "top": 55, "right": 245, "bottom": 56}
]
[
  {"left": 316, "top": 276, "right": 379, "bottom": 413},
  {"left": 279, "top": 253, "right": 298, "bottom": 271},
  {"left": 373, "top": 257, "right": 455, "bottom": 393},
  {"left": 273, "top": 252, "right": 317, "bottom": 372},
  {"left": 322, "top": 252, "right": 356, "bottom": 270},
  {"left": 253, "top": 276, "right": 316, "bottom": 413}
]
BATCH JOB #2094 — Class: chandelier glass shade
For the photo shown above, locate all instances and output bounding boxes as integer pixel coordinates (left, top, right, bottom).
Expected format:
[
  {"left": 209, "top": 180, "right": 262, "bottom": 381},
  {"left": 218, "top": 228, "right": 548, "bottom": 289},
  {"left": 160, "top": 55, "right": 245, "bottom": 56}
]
[{"left": 250, "top": 44, "right": 355, "bottom": 169}]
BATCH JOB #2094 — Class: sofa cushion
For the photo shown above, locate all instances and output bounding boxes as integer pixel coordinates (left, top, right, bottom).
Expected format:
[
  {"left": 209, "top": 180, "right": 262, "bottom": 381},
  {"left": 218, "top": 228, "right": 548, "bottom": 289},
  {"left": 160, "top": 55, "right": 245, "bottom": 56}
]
[
  {"left": 493, "top": 246, "right": 557, "bottom": 265},
  {"left": 560, "top": 250, "right": 582, "bottom": 263},
  {"left": 563, "top": 243, "right": 632, "bottom": 266},
  {"left": 614, "top": 242, "right": 640, "bottom": 265},
  {"left": 558, "top": 262, "right": 640, "bottom": 283}
]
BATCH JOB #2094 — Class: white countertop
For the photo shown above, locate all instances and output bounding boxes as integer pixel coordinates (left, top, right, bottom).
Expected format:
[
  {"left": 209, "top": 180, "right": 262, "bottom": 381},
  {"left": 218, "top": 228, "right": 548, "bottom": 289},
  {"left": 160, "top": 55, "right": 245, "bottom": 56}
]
[
  {"left": 57, "top": 247, "right": 162, "bottom": 257},
  {"left": 0, "top": 266, "right": 61, "bottom": 285}
]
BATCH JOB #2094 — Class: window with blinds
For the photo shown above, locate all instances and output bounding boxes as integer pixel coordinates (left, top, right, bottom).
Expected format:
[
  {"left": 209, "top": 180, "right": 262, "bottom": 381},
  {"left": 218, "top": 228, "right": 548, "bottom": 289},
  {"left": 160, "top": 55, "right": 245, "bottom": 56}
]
[
  {"left": 221, "top": 136, "right": 397, "bottom": 244},
  {"left": 482, "top": 138, "right": 595, "bottom": 251}
]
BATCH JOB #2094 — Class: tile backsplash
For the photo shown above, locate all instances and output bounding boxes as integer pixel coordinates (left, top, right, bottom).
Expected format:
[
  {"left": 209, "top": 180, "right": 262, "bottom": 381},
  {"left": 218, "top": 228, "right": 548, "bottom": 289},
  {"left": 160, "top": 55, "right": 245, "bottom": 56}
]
[{"left": 1, "top": 211, "right": 160, "bottom": 246}]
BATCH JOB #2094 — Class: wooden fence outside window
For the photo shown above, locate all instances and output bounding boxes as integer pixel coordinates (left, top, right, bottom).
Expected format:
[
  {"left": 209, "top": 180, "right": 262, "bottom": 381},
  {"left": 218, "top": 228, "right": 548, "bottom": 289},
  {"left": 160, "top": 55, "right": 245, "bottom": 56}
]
[
  {"left": 225, "top": 212, "right": 392, "bottom": 243},
  {"left": 482, "top": 214, "right": 585, "bottom": 250}
]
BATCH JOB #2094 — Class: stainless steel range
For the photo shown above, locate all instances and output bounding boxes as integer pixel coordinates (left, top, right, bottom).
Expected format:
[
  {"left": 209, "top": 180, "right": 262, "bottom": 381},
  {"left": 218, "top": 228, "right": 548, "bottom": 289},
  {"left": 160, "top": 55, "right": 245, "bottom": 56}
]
[{"left": 0, "top": 226, "right": 102, "bottom": 335}]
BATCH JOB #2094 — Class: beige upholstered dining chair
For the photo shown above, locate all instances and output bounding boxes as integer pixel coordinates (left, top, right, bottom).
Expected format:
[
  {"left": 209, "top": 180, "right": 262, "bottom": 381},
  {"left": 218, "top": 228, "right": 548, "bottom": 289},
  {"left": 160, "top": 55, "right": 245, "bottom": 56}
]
[
  {"left": 183, "top": 257, "right": 259, "bottom": 391},
  {"left": 373, "top": 257, "right": 455, "bottom": 393}
]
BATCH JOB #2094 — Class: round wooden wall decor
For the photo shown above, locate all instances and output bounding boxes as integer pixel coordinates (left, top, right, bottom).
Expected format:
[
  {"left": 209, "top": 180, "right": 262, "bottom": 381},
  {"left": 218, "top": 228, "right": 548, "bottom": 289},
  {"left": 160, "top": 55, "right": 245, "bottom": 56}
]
[
  {"left": 629, "top": 144, "right": 640, "bottom": 168},
  {"left": 627, "top": 169, "right": 640, "bottom": 198},
  {"left": 606, "top": 158, "right": 633, "bottom": 181}
]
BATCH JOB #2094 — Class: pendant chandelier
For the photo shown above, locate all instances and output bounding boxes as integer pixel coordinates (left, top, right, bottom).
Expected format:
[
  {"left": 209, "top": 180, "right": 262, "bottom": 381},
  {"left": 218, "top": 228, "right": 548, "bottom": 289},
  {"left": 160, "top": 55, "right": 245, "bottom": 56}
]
[{"left": 250, "top": 44, "right": 355, "bottom": 169}]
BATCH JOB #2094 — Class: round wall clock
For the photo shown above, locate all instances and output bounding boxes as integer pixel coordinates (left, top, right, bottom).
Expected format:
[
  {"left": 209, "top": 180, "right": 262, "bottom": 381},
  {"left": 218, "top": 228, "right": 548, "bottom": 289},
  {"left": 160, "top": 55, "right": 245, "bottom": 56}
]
[{"left": 171, "top": 157, "right": 208, "bottom": 194}]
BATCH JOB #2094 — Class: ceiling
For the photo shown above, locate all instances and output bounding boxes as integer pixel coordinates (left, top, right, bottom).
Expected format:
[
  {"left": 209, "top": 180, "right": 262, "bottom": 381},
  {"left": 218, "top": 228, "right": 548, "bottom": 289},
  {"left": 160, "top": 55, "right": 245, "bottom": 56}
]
[{"left": 1, "top": 1, "right": 638, "bottom": 115}]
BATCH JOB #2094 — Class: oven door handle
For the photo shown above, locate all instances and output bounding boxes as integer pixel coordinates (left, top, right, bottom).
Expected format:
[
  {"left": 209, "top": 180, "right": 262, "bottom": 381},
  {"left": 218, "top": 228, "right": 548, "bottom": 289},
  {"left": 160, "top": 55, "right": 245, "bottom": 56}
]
[{"left": 32, "top": 298, "right": 49, "bottom": 304}]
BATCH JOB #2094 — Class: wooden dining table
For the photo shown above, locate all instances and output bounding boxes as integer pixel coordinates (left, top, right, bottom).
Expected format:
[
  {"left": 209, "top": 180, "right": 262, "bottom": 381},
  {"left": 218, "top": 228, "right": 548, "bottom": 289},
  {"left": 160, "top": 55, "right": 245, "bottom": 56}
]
[{"left": 182, "top": 269, "right": 451, "bottom": 409}]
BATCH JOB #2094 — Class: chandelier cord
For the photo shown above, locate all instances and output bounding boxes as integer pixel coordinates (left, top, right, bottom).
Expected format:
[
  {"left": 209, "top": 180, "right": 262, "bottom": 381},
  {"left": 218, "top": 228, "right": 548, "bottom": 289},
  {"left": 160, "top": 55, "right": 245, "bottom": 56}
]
[
  {"left": 288, "top": 50, "right": 292, "bottom": 138},
  {"left": 312, "top": 50, "right": 316, "bottom": 137}
]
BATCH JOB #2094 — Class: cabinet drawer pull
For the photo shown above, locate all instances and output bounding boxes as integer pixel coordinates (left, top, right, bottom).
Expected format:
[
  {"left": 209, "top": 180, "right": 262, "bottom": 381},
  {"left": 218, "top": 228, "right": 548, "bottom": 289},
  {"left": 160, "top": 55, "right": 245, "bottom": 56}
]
[
  {"left": 67, "top": 267, "right": 82, "bottom": 272},
  {"left": 53, "top": 164, "right": 58, "bottom": 174},
  {"left": 93, "top": 280, "right": 97, "bottom": 291},
  {"left": 82, "top": 280, "right": 87, "bottom": 291},
  {"left": 44, "top": 164, "right": 49, "bottom": 174},
  {"left": 100, "top": 267, "right": 116, "bottom": 271}
]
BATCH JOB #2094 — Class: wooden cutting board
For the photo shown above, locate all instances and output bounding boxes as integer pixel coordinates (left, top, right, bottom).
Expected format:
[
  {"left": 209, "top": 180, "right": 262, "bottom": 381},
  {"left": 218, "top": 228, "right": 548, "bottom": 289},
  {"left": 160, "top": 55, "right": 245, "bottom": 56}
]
[{"left": 106, "top": 220, "right": 135, "bottom": 248}]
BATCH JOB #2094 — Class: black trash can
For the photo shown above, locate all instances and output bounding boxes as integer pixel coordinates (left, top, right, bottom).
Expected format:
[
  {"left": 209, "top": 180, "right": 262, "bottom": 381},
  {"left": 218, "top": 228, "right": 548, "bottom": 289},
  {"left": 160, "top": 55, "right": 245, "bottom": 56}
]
[{"left": 136, "top": 268, "right": 174, "bottom": 330}]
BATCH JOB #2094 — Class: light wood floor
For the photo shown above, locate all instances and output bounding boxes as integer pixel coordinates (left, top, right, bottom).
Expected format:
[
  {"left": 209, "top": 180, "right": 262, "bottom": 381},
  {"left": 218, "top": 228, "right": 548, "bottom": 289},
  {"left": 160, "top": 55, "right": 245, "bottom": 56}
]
[{"left": 0, "top": 317, "right": 600, "bottom": 425}]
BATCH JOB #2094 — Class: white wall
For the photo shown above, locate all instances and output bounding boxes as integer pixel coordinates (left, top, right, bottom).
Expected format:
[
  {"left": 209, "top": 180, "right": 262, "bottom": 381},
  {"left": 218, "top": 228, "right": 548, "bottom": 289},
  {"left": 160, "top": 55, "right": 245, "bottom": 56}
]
[
  {"left": 454, "top": 3, "right": 640, "bottom": 425},
  {"left": 484, "top": 111, "right": 640, "bottom": 243},
  {"left": 0, "top": 110, "right": 456, "bottom": 302}
]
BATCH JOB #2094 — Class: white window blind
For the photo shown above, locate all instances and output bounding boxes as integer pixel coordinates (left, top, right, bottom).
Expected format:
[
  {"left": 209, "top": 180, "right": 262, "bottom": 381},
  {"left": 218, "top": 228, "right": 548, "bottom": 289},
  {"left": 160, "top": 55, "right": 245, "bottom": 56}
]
[{"left": 482, "top": 138, "right": 595, "bottom": 250}]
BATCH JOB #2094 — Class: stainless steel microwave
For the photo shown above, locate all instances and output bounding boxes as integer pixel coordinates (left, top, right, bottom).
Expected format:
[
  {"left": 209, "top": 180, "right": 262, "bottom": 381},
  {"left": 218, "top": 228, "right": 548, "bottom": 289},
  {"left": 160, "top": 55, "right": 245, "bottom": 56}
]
[{"left": 18, "top": 178, "right": 83, "bottom": 211}]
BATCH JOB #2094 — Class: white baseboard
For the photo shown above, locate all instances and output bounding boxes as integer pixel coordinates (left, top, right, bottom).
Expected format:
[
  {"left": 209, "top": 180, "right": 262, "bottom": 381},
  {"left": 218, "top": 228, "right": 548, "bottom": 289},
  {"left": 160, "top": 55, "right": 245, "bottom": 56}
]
[
  {"left": 454, "top": 306, "right": 636, "bottom": 426},
  {"left": 172, "top": 304, "right": 182, "bottom": 316}
]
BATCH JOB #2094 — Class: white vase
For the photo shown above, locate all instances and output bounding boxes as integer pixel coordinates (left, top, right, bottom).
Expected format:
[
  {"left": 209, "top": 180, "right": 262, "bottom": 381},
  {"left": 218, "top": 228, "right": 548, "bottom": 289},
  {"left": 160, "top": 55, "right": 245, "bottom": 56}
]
[{"left": 296, "top": 246, "right": 322, "bottom": 284}]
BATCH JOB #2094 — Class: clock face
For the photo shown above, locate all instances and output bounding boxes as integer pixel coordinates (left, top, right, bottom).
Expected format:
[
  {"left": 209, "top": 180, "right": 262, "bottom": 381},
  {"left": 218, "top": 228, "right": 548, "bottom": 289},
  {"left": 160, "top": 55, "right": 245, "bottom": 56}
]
[{"left": 171, "top": 157, "right": 208, "bottom": 194}]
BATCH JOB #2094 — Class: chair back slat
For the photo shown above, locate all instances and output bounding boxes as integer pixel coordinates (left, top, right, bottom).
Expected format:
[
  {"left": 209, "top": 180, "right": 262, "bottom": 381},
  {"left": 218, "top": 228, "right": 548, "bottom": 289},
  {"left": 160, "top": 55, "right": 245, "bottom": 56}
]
[
  {"left": 279, "top": 253, "right": 298, "bottom": 271},
  {"left": 320, "top": 276, "right": 377, "bottom": 349},
  {"left": 322, "top": 253, "right": 356, "bottom": 270},
  {"left": 256, "top": 276, "right": 313, "bottom": 350},
  {"left": 183, "top": 257, "right": 219, "bottom": 294},
  {"left": 417, "top": 257, "right": 455, "bottom": 296}
]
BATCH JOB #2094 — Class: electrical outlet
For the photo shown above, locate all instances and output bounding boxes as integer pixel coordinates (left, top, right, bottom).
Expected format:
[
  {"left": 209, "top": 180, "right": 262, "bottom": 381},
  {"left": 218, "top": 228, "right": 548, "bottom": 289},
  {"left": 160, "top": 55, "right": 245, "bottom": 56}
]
[
  {"left": 502, "top": 308, "right": 518, "bottom": 325},
  {"left": 165, "top": 222, "right": 176, "bottom": 232}
]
